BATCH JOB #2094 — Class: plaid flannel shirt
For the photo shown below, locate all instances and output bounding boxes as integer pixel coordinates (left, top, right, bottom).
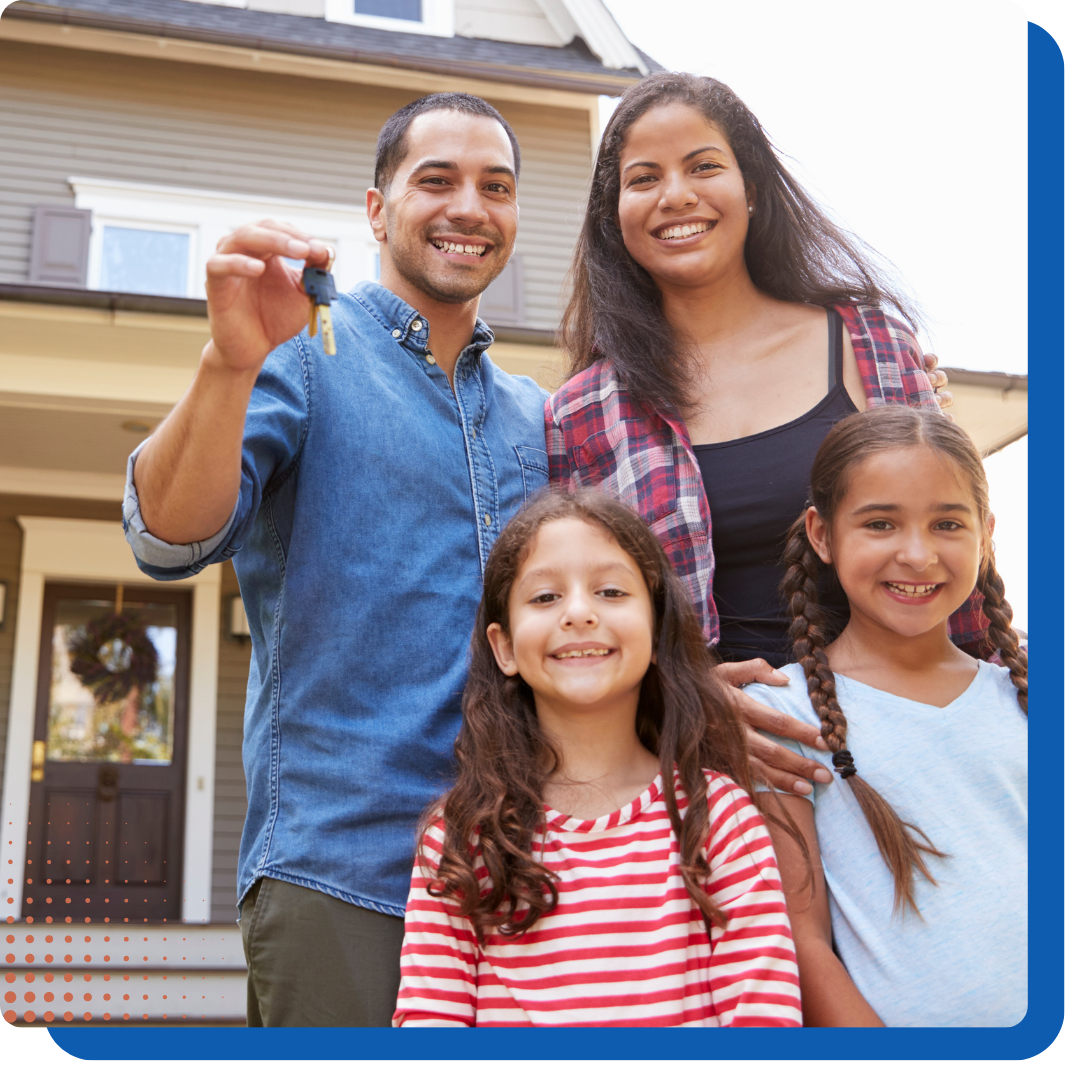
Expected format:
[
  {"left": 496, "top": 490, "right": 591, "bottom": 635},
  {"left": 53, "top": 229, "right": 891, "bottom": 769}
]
[{"left": 546, "top": 304, "right": 988, "bottom": 652}]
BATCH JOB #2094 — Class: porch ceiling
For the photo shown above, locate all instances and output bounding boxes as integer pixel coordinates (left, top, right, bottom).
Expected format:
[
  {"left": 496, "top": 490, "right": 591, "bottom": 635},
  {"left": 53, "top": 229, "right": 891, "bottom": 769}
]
[{"left": 0, "top": 296, "right": 1028, "bottom": 498}]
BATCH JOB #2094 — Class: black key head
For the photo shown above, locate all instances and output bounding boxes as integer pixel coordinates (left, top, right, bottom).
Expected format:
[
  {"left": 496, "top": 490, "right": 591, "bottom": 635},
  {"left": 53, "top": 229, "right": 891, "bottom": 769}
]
[{"left": 302, "top": 265, "right": 338, "bottom": 306}]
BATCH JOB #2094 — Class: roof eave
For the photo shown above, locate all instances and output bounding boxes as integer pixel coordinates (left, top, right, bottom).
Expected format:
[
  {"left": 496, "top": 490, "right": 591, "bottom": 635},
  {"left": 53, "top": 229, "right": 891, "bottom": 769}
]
[{"left": 5, "top": 4, "right": 643, "bottom": 95}]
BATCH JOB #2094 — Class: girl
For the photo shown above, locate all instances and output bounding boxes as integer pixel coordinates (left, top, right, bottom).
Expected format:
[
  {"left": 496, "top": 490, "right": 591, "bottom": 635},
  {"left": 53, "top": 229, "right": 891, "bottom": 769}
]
[
  {"left": 393, "top": 488, "right": 802, "bottom": 1027},
  {"left": 744, "top": 406, "right": 1027, "bottom": 1027},
  {"left": 546, "top": 72, "right": 973, "bottom": 795}
]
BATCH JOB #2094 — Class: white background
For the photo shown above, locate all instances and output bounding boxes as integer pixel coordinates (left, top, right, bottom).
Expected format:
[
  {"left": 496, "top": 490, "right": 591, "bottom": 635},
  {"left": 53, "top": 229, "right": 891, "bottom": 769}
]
[{"left": 1, "top": 0, "right": 1070, "bottom": 1074}]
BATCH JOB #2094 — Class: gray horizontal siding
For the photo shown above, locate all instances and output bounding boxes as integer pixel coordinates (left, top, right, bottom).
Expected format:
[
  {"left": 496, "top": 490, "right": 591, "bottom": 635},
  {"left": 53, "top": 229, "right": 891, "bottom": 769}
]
[{"left": 0, "top": 39, "right": 591, "bottom": 330}]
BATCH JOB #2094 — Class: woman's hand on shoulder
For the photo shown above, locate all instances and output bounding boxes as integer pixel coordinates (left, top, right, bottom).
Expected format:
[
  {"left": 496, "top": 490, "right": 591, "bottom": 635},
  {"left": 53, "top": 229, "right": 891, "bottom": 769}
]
[
  {"left": 713, "top": 659, "right": 834, "bottom": 795},
  {"left": 924, "top": 353, "right": 954, "bottom": 411}
]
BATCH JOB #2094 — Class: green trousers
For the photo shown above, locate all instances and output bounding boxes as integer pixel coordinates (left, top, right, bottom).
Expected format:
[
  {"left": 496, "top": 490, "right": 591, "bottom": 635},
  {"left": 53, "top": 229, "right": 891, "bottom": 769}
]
[{"left": 240, "top": 876, "right": 406, "bottom": 1026}]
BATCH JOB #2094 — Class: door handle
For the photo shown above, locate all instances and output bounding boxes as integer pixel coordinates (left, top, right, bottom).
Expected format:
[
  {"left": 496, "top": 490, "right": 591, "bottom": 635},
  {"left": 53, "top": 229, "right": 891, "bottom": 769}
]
[
  {"left": 97, "top": 763, "right": 120, "bottom": 802},
  {"left": 31, "top": 740, "right": 45, "bottom": 783}
]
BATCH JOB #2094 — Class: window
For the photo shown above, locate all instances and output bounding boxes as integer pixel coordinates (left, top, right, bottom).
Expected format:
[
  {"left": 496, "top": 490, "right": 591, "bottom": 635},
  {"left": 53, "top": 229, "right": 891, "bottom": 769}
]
[
  {"left": 353, "top": 0, "right": 421, "bottom": 20},
  {"left": 325, "top": 0, "right": 453, "bottom": 38},
  {"left": 99, "top": 225, "right": 193, "bottom": 298},
  {"left": 71, "top": 177, "right": 379, "bottom": 300}
]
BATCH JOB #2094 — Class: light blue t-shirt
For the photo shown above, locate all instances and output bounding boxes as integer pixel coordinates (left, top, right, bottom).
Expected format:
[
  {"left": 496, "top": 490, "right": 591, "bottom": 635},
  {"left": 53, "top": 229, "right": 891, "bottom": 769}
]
[{"left": 745, "top": 661, "right": 1027, "bottom": 1026}]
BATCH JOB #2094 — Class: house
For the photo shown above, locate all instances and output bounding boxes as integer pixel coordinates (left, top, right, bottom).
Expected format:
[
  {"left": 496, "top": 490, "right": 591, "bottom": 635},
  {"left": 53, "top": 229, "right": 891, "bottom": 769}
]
[
  {"left": 0, "top": 0, "right": 656, "bottom": 1024},
  {"left": 0, "top": 0, "right": 1025, "bottom": 1027}
]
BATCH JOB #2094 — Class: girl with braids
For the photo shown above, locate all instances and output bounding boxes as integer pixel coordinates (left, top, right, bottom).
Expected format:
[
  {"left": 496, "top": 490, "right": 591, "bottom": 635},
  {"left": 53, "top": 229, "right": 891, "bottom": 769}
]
[
  {"left": 745, "top": 406, "right": 1027, "bottom": 1028},
  {"left": 393, "top": 488, "right": 801, "bottom": 1027}
]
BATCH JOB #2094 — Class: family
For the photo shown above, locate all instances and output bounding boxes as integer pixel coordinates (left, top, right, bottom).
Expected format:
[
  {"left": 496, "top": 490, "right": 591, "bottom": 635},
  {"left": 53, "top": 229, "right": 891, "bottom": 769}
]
[{"left": 122, "top": 75, "right": 1027, "bottom": 1028}]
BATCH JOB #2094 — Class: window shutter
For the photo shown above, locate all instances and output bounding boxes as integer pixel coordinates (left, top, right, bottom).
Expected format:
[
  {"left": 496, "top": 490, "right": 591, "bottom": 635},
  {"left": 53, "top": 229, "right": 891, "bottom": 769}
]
[
  {"left": 29, "top": 207, "right": 92, "bottom": 286},
  {"left": 478, "top": 254, "right": 524, "bottom": 327}
]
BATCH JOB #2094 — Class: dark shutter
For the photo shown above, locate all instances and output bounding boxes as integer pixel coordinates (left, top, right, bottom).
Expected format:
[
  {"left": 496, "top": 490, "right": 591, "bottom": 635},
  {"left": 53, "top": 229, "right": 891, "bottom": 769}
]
[
  {"left": 29, "top": 206, "right": 92, "bottom": 286},
  {"left": 478, "top": 254, "right": 524, "bottom": 327}
]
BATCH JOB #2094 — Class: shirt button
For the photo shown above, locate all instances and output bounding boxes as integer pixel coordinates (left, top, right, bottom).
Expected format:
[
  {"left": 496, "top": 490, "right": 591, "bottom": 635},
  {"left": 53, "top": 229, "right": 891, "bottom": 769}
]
[
  {"left": 411, "top": 319, "right": 423, "bottom": 332},
  {"left": 484, "top": 513, "right": 492, "bottom": 526},
  {"left": 426, "top": 354, "right": 436, "bottom": 365},
  {"left": 391, "top": 329, "right": 401, "bottom": 338}
]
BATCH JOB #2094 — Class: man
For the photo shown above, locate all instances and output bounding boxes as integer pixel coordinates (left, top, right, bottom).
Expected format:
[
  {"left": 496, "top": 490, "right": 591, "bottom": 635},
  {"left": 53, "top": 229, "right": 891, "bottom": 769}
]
[{"left": 123, "top": 93, "right": 548, "bottom": 1026}]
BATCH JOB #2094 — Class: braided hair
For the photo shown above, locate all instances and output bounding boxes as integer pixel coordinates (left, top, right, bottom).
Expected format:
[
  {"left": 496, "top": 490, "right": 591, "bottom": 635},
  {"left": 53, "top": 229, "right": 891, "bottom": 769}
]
[{"left": 781, "top": 407, "right": 1027, "bottom": 912}]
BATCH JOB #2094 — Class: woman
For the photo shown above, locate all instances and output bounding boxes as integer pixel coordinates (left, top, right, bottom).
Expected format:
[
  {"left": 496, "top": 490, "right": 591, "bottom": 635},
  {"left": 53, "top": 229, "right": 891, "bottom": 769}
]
[{"left": 546, "top": 73, "right": 983, "bottom": 791}]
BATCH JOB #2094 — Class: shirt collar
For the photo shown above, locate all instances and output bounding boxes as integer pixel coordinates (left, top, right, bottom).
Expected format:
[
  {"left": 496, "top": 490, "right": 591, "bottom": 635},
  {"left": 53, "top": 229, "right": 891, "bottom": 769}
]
[{"left": 352, "top": 280, "right": 494, "bottom": 368}]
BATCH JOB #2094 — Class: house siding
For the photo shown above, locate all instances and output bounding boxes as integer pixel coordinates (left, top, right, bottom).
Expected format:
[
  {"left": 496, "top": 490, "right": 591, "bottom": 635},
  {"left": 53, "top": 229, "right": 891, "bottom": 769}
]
[{"left": 0, "top": 39, "right": 592, "bottom": 330}]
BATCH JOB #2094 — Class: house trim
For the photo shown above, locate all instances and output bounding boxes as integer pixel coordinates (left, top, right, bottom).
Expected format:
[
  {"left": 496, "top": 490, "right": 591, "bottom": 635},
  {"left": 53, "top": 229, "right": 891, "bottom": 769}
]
[
  {"left": 0, "top": 16, "right": 629, "bottom": 102},
  {"left": 0, "top": 517, "right": 222, "bottom": 924}
]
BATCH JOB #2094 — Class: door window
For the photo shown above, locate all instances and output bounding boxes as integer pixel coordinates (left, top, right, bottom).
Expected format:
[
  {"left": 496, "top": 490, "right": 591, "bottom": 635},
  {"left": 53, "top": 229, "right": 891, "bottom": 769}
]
[{"left": 47, "top": 598, "right": 178, "bottom": 764}]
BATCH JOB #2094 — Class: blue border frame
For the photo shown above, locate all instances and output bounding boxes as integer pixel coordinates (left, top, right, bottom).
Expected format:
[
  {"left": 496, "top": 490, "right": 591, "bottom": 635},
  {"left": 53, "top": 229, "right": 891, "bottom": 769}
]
[{"left": 45, "top": 20, "right": 1063, "bottom": 1062}]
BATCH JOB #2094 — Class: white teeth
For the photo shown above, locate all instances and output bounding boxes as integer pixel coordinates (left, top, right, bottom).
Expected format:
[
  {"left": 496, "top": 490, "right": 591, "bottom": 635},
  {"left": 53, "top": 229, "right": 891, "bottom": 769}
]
[
  {"left": 885, "top": 582, "right": 940, "bottom": 596},
  {"left": 658, "top": 221, "right": 712, "bottom": 240},
  {"left": 433, "top": 239, "right": 486, "bottom": 256},
  {"left": 554, "top": 648, "right": 612, "bottom": 659}
]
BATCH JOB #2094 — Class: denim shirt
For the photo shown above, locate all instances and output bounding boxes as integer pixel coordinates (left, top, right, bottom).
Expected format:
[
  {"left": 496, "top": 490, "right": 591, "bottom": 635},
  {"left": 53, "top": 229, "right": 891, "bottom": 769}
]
[{"left": 123, "top": 281, "right": 549, "bottom": 917}]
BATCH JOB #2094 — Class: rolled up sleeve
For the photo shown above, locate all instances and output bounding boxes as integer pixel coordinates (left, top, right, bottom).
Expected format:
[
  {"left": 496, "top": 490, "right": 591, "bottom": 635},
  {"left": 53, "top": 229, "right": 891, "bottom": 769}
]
[{"left": 121, "top": 337, "right": 310, "bottom": 581}]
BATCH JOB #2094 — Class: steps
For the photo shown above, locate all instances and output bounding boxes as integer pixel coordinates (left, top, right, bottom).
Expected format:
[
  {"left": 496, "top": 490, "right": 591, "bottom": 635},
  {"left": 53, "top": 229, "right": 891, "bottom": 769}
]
[{"left": 3, "top": 923, "right": 247, "bottom": 1024}]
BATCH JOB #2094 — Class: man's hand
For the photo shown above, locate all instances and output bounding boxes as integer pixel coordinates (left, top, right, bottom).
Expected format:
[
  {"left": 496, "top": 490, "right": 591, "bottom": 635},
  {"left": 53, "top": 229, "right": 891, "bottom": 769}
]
[
  {"left": 204, "top": 219, "right": 332, "bottom": 375},
  {"left": 714, "top": 659, "right": 833, "bottom": 795},
  {"left": 924, "top": 353, "right": 953, "bottom": 410},
  {"left": 134, "top": 220, "right": 333, "bottom": 545}
]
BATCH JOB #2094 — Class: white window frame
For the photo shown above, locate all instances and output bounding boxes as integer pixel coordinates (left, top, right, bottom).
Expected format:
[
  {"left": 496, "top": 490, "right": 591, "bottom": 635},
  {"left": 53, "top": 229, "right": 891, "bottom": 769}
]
[
  {"left": 70, "top": 177, "right": 380, "bottom": 300},
  {"left": 87, "top": 217, "right": 200, "bottom": 298},
  {"left": 324, "top": 0, "right": 454, "bottom": 38}
]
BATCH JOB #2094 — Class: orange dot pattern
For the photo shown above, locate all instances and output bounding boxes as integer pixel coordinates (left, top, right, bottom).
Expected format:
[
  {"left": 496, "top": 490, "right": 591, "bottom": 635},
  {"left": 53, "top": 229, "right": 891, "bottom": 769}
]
[{"left": 2, "top": 922, "right": 247, "bottom": 1026}]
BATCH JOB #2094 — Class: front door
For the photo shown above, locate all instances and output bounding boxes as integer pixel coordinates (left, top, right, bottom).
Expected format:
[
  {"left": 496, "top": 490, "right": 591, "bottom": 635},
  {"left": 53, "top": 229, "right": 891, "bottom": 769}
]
[{"left": 23, "top": 584, "right": 191, "bottom": 924}]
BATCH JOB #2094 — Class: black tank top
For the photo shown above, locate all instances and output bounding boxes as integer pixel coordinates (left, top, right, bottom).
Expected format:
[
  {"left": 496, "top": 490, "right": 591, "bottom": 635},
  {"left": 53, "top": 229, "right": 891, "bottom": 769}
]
[{"left": 692, "top": 309, "right": 856, "bottom": 667}]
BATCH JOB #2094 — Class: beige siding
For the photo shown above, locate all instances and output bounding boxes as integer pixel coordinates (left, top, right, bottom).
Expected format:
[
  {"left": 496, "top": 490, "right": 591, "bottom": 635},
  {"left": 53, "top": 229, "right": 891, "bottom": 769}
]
[
  {"left": 0, "top": 496, "right": 121, "bottom": 794},
  {"left": 212, "top": 560, "right": 250, "bottom": 922},
  {"left": 0, "top": 40, "right": 592, "bottom": 331},
  {"left": 456, "top": 0, "right": 565, "bottom": 47}
]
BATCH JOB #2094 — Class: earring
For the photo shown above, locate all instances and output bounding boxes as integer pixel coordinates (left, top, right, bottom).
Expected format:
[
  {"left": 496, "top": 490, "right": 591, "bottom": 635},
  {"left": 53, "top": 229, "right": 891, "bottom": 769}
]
[{"left": 748, "top": 205, "right": 755, "bottom": 214}]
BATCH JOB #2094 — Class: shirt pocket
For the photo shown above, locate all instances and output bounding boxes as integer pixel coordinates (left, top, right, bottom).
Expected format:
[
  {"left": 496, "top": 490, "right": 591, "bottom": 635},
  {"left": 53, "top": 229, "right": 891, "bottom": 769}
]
[
  {"left": 570, "top": 428, "right": 680, "bottom": 527},
  {"left": 515, "top": 445, "right": 549, "bottom": 500}
]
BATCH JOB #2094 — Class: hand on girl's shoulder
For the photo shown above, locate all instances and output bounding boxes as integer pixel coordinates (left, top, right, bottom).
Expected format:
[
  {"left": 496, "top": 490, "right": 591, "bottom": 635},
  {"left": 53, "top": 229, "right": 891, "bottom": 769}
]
[{"left": 739, "top": 663, "right": 809, "bottom": 711}]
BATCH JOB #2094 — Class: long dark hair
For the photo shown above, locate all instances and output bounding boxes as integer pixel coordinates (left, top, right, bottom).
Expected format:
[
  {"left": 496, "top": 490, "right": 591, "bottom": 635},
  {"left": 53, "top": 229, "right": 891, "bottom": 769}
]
[
  {"left": 561, "top": 72, "right": 918, "bottom": 414},
  {"left": 423, "top": 488, "right": 761, "bottom": 939},
  {"left": 781, "top": 407, "right": 1027, "bottom": 912}
]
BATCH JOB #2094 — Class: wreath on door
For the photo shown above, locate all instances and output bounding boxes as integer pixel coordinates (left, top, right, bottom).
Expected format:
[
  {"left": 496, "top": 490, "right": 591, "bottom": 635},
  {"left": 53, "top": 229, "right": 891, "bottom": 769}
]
[{"left": 67, "top": 612, "right": 158, "bottom": 704}]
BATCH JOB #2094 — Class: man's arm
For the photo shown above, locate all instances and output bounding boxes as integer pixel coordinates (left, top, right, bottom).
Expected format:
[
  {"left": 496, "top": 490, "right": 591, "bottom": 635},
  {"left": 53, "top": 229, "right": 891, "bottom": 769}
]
[{"left": 134, "top": 220, "right": 331, "bottom": 544}]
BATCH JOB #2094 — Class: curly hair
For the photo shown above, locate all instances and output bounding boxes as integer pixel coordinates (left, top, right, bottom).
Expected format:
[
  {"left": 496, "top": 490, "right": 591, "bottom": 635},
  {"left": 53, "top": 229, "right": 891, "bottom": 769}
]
[
  {"left": 560, "top": 72, "right": 917, "bottom": 415},
  {"left": 421, "top": 488, "right": 763, "bottom": 939},
  {"left": 781, "top": 406, "right": 1026, "bottom": 912}
]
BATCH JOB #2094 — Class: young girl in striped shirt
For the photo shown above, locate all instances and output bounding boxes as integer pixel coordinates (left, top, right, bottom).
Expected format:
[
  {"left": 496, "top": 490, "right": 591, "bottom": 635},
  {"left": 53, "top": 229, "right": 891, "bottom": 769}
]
[
  {"left": 393, "top": 488, "right": 801, "bottom": 1027},
  {"left": 746, "top": 407, "right": 1027, "bottom": 1026}
]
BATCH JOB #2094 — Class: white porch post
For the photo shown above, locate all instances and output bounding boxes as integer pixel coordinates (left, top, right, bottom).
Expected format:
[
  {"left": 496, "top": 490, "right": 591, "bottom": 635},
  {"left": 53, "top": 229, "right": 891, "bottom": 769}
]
[
  {"left": 0, "top": 571, "right": 44, "bottom": 920},
  {"left": 181, "top": 576, "right": 222, "bottom": 923}
]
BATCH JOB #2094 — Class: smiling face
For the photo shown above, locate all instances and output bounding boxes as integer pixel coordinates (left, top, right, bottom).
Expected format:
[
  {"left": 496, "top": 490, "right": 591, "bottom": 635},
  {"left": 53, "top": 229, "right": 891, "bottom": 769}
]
[
  {"left": 367, "top": 109, "right": 519, "bottom": 305},
  {"left": 486, "top": 517, "right": 656, "bottom": 725},
  {"left": 617, "top": 101, "right": 754, "bottom": 292},
  {"left": 807, "top": 445, "right": 987, "bottom": 643}
]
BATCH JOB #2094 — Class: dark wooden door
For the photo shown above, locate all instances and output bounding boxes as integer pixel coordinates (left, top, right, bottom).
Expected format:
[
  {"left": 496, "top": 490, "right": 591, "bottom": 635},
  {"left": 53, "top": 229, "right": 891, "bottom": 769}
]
[{"left": 23, "top": 584, "right": 191, "bottom": 924}]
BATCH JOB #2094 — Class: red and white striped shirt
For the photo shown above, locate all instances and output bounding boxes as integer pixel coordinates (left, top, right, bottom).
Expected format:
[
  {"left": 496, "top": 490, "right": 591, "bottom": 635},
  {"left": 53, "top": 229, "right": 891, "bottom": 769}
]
[{"left": 394, "top": 770, "right": 801, "bottom": 1027}]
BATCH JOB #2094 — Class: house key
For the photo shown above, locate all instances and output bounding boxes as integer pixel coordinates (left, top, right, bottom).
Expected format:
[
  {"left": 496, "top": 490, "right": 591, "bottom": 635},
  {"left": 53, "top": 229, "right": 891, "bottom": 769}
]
[{"left": 302, "top": 256, "right": 338, "bottom": 356}]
